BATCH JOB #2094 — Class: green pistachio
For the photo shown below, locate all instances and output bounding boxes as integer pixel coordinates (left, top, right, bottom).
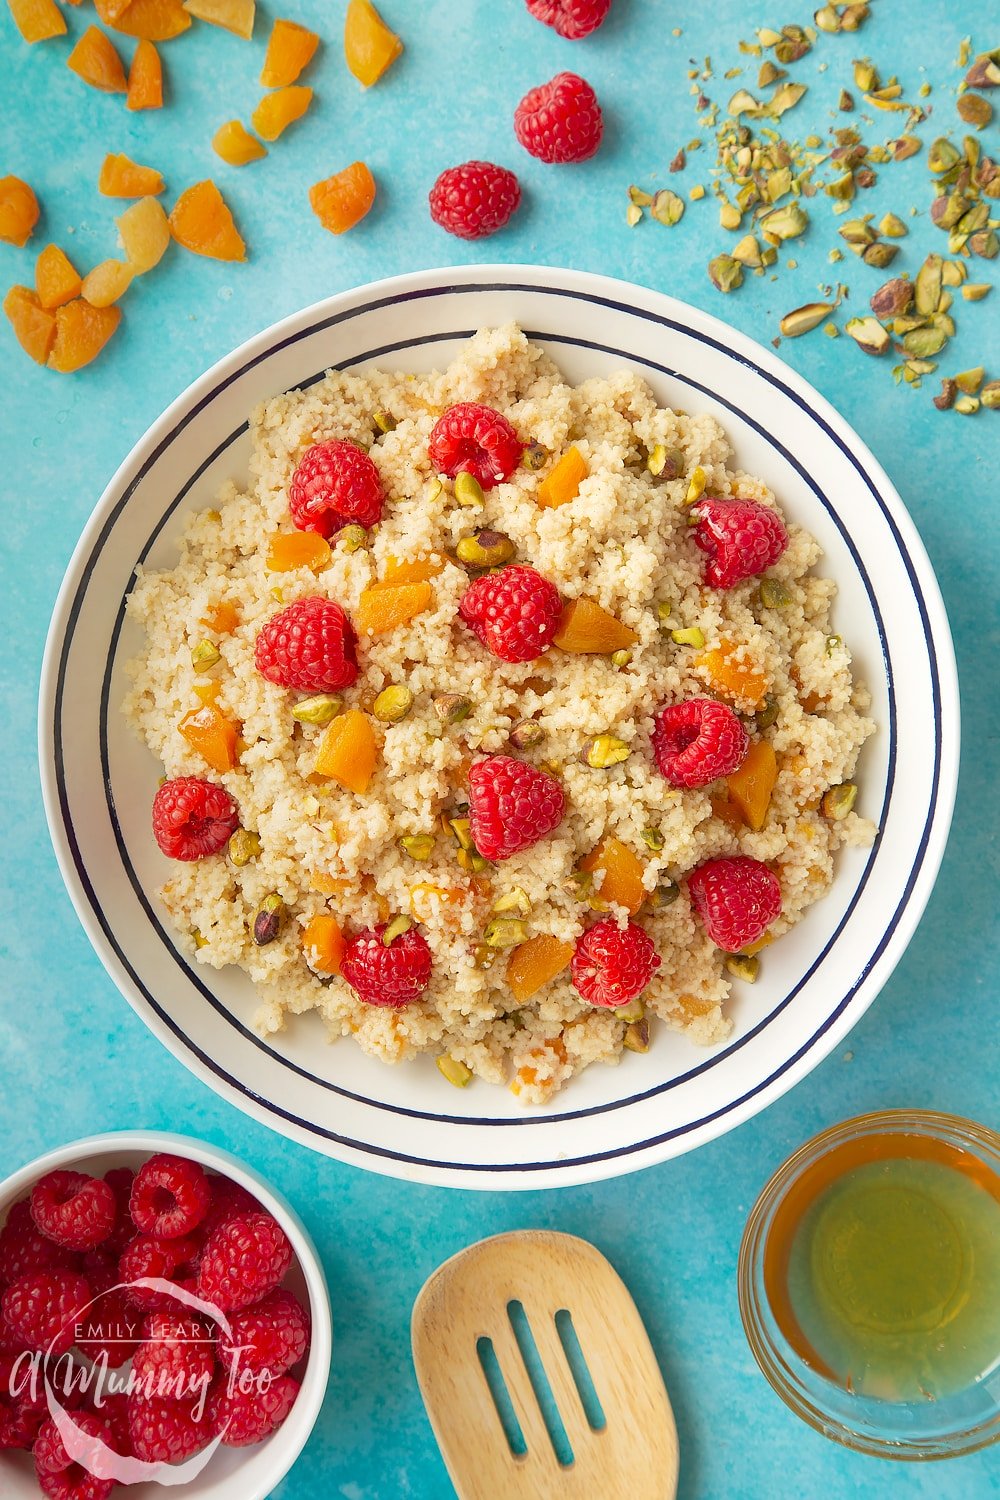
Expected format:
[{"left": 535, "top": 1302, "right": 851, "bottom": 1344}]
[
  {"left": 492, "top": 888, "right": 531, "bottom": 917},
  {"left": 339, "top": 524, "right": 368, "bottom": 552},
  {"left": 862, "top": 241, "right": 899, "bottom": 269},
  {"left": 928, "top": 137, "right": 961, "bottom": 174},
  {"left": 628, "top": 185, "right": 654, "bottom": 207},
  {"left": 708, "top": 254, "right": 744, "bottom": 293},
  {"left": 758, "top": 578, "right": 791, "bottom": 608},
  {"left": 641, "top": 827, "right": 665, "bottom": 853},
  {"left": 961, "top": 283, "right": 992, "bottom": 301},
  {"left": 434, "top": 693, "right": 471, "bottom": 725},
  {"left": 400, "top": 834, "right": 435, "bottom": 861},
  {"left": 821, "top": 783, "right": 858, "bottom": 820},
  {"left": 293, "top": 693, "right": 342, "bottom": 726},
  {"left": 623, "top": 1019, "right": 651, "bottom": 1054},
  {"left": 954, "top": 395, "right": 981, "bottom": 415},
  {"left": 611, "top": 649, "right": 632, "bottom": 669},
  {"left": 852, "top": 57, "right": 879, "bottom": 93},
  {"left": 522, "top": 442, "right": 549, "bottom": 471},
  {"left": 957, "top": 93, "right": 993, "bottom": 130},
  {"left": 671, "top": 626, "right": 706, "bottom": 648},
  {"left": 373, "top": 685, "right": 414, "bottom": 723},
  {"left": 437, "top": 1056, "right": 472, "bottom": 1087},
  {"left": 191, "top": 640, "right": 221, "bottom": 669},
  {"left": 228, "top": 829, "right": 261, "bottom": 867},
  {"left": 779, "top": 302, "right": 833, "bottom": 338},
  {"left": 509, "top": 719, "right": 544, "bottom": 750},
  {"left": 457, "top": 848, "right": 490, "bottom": 874},
  {"left": 617, "top": 998, "right": 646, "bottom": 1023},
  {"left": 647, "top": 444, "right": 685, "bottom": 481},
  {"left": 732, "top": 234, "right": 764, "bottom": 267},
  {"left": 902, "top": 327, "right": 947, "bottom": 358},
  {"left": 581, "top": 735, "right": 631, "bottom": 769},
  {"left": 456, "top": 529, "right": 516, "bottom": 569},
  {"left": 650, "top": 881, "right": 680, "bottom": 909},
  {"left": 726, "top": 954, "right": 760, "bottom": 982},
  {"left": 969, "top": 230, "right": 999, "bottom": 259},
  {"left": 845, "top": 316, "right": 890, "bottom": 354},
  {"left": 454, "top": 472, "right": 485, "bottom": 508},
  {"left": 252, "top": 895, "right": 284, "bottom": 947},
  {"left": 759, "top": 202, "right": 808, "bottom": 242},
  {"left": 382, "top": 915, "right": 414, "bottom": 945},
  {"left": 878, "top": 212, "right": 907, "bottom": 238},
  {"left": 980, "top": 381, "right": 1000, "bottom": 411},
  {"left": 954, "top": 367, "right": 984, "bottom": 395},
  {"left": 483, "top": 917, "right": 529, "bottom": 948},
  {"left": 372, "top": 410, "right": 396, "bottom": 434},
  {"left": 756, "top": 694, "right": 779, "bottom": 730},
  {"left": 651, "top": 189, "right": 686, "bottom": 226}
]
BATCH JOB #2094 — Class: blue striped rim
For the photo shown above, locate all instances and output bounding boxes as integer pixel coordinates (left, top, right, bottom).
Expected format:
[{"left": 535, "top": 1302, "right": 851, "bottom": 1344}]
[{"left": 51, "top": 280, "right": 942, "bottom": 1175}]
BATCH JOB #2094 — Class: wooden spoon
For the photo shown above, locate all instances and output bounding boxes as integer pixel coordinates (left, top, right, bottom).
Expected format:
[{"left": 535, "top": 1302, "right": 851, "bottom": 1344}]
[{"left": 412, "top": 1230, "right": 678, "bottom": 1500}]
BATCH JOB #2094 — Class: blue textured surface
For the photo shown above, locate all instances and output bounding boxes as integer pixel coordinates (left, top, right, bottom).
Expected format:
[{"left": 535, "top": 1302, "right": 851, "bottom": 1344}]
[{"left": 2, "top": 1, "right": 998, "bottom": 1495}]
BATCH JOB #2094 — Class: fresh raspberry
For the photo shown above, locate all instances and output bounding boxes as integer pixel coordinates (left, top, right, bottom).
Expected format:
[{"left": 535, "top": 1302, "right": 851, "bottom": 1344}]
[
  {"left": 75, "top": 1281, "right": 141, "bottom": 1370},
  {"left": 687, "top": 855, "right": 782, "bottom": 951},
  {"left": 217, "top": 1288, "right": 310, "bottom": 1380},
  {"left": 127, "top": 1390, "right": 212, "bottom": 1464},
  {"left": 208, "top": 1372, "right": 300, "bottom": 1448},
  {"left": 33, "top": 1412, "right": 115, "bottom": 1500},
  {"left": 152, "top": 777, "right": 240, "bottom": 862},
  {"left": 525, "top": 0, "right": 612, "bottom": 39},
  {"left": 132, "top": 1311, "right": 216, "bottom": 1394},
  {"left": 0, "top": 1201, "right": 76, "bottom": 1286},
  {"left": 199, "top": 1177, "right": 260, "bottom": 1240},
  {"left": 254, "top": 597, "right": 359, "bottom": 694},
  {"left": 1, "top": 1271, "right": 92, "bottom": 1356},
  {"left": 692, "top": 496, "right": 789, "bottom": 589},
  {"left": 428, "top": 162, "right": 521, "bottom": 240},
  {"left": 340, "top": 924, "right": 433, "bottom": 1008},
  {"left": 118, "top": 1234, "right": 201, "bottom": 1312},
  {"left": 459, "top": 565, "right": 562, "bottom": 663},
  {"left": 288, "top": 440, "right": 385, "bottom": 537},
  {"left": 572, "top": 918, "right": 661, "bottom": 1007},
  {"left": 197, "top": 1213, "right": 293, "bottom": 1314},
  {"left": 468, "top": 755, "right": 565, "bottom": 862},
  {"left": 30, "top": 1173, "right": 115, "bottom": 1255},
  {"left": 87, "top": 1389, "right": 131, "bottom": 1457},
  {"left": 0, "top": 1349, "right": 47, "bottom": 1450},
  {"left": 514, "top": 73, "right": 604, "bottom": 164},
  {"left": 429, "top": 401, "right": 524, "bottom": 489},
  {"left": 130, "top": 1155, "right": 211, "bottom": 1242},
  {"left": 652, "top": 699, "right": 750, "bottom": 788},
  {"left": 101, "top": 1169, "right": 136, "bottom": 1256}
]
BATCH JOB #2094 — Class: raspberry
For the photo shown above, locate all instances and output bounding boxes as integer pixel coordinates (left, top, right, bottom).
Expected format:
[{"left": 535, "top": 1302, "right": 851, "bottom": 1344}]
[
  {"left": 459, "top": 565, "right": 562, "bottom": 663},
  {"left": 101, "top": 1169, "right": 137, "bottom": 1256},
  {"left": 208, "top": 1372, "right": 299, "bottom": 1447},
  {"left": 254, "top": 596, "right": 359, "bottom": 694},
  {"left": 288, "top": 440, "right": 385, "bottom": 537},
  {"left": 692, "top": 496, "right": 789, "bottom": 589},
  {"left": 687, "top": 855, "right": 782, "bottom": 951},
  {"left": 468, "top": 755, "right": 565, "bottom": 862},
  {"left": 33, "top": 1412, "right": 115, "bottom": 1500},
  {"left": 429, "top": 402, "right": 524, "bottom": 490},
  {"left": 75, "top": 1282, "right": 141, "bottom": 1370},
  {"left": 152, "top": 777, "right": 240, "bottom": 862},
  {"left": 525, "top": 0, "right": 612, "bottom": 39},
  {"left": 118, "top": 1234, "right": 201, "bottom": 1312},
  {"left": 1, "top": 1271, "right": 92, "bottom": 1356},
  {"left": 652, "top": 699, "right": 750, "bottom": 788},
  {"left": 130, "top": 1155, "right": 211, "bottom": 1242},
  {"left": 428, "top": 162, "right": 521, "bottom": 241},
  {"left": 0, "top": 1350, "right": 47, "bottom": 1450},
  {"left": 217, "top": 1288, "right": 310, "bottom": 1380},
  {"left": 572, "top": 918, "right": 661, "bottom": 1007},
  {"left": 199, "top": 1177, "right": 260, "bottom": 1240},
  {"left": 514, "top": 73, "right": 604, "bottom": 164},
  {"left": 0, "top": 1201, "right": 76, "bottom": 1286},
  {"left": 132, "top": 1312, "right": 216, "bottom": 1394},
  {"left": 127, "top": 1390, "right": 212, "bottom": 1464},
  {"left": 197, "top": 1212, "right": 293, "bottom": 1314},
  {"left": 30, "top": 1173, "right": 116, "bottom": 1254},
  {"left": 340, "top": 923, "right": 433, "bottom": 1008},
  {"left": 87, "top": 1389, "right": 131, "bottom": 1457}
]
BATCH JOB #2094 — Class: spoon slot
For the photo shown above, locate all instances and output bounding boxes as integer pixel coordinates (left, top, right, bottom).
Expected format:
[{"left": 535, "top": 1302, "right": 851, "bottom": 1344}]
[
  {"left": 476, "top": 1335, "right": 527, "bottom": 1457},
  {"left": 555, "top": 1307, "right": 607, "bottom": 1432},
  {"left": 507, "top": 1299, "right": 575, "bottom": 1468}
]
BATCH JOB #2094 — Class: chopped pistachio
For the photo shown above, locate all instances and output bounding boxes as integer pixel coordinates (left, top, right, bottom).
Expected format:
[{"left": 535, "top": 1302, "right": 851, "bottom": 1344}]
[
  {"left": 689, "top": 184, "right": 706, "bottom": 202},
  {"left": 647, "top": 444, "right": 684, "bottom": 480},
  {"left": 623, "top": 1019, "right": 651, "bottom": 1054},
  {"left": 928, "top": 137, "right": 961, "bottom": 174},
  {"left": 400, "top": 834, "right": 435, "bottom": 861},
  {"left": 492, "top": 887, "right": 531, "bottom": 917},
  {"left": 933, "top": 378, "right": 957, "bottom": 411},
  {"left": 670, "top": 147, "right": 687, "bottom": 171},
  {"left": 824, "top": 323, "right": 839, "bottom": 338},
  {"left": 961, "top": 282, "right": 992, "bottom": 301},
  {"left": 684, "top": 466, "right": 707, "bottom": 505},
  {"left": 759, "top": 578, "right": 791, "bottom": 608},
  {"left": 522, "top": 442, "right": 549, "bottom": 471},
  {"left": 728, "top": 89, "right": 761, "bottom": 117},
  {"left": 626, "top": 203, "right": 643, "bottom": 228},
  {"left": 641, "top": 827, "right": 665, "bottom": 853},
  {"left": 756, "top": 694, "right": 779, "bottom": 730},
  {"left": 671, "top": 626, "right": 706, "bottom": 648},
  {"left": 581, "top": 734, "right": 631, "bottom": 769},
  {"left": 372, "top": 685, "right": 413, "bottom": 723},
  {"left": 965, "top": 54, "right": 1000, "bottom": 90},
  {"left": 862, "top": 241, "right": 899, "bottom": 269},
  {"left": 650, "top": 881, "right": 680, "bottom": 909},
  {"left": 825, "top": 172, "right": 856, "bottom": 204},
  {"left": 758, "top": 60, "right": 784, "bottom": 88},
  {"left": 902, "top": 326, "right": 947, "bottom": 359},
  {"left": 839, "top": 217, "right": 876, "bottom": 249},
  {"left": 252, "top": 895, "right": 284, "bottom": 947},
  {"left": 382, "top": 914, "right": 414, "bottom": 945},
  {"left": 483, "top": 916, "right": 529, "bottom": 948},
  {"left": 191, "top": 928, "right": 208, "bottom": 950},
  {"left": 779, "top": 302, "right": 833, "bottom": 338},
  {"left": 562, "top": 870, "right": 593, "bottom": 901},
  {"left": 457, "top": 848, "right": 490, "bottom": 874},
  {"left": 954, "top": 395, "right": 981, "bottom": 415},
  {"left": 757, "top": 27, "right": 782, "bottom": 46},
  {"left": 719, "top": 201, "right": 743, "bottom": 230},
  {"left": 339, "top": 523, "right": 368, "bottom": 552},
  {"left": 454, "top": 472, "right": 485, "bottom": 508},
  {"left": 813, "top": 5, "right": 840, "bottom": 33},
  {"left": 914, "top": 255, "right": 944, "bottom": 316},
  {"left": 957, "top": 93, "right": 993, "bottom": 130},
  {"left": 228, "top": 829, "right": 261, "bottom": 867},
  {"left": 611, "top": 648, "right": 632, "bottom": 669},
  {"left": 708, "top": 254, "right": 744, "bottom": 293},
  {"left": 456, "top": 529, "right": 516, "bottom": 569},
  {"left": 841, "top": 4, "right": 870, "bottom": 29},
  {"left": 651, "top": 189, "right": 686, "bottom": 226},
  {"left": 434, "top": 693, "right": 471, "bottom": 725},
  {"left": 852, "top": 57, "right": 879, "bottom": 93},
  {"left": 617, "top": 997, "right": 646, "bottom": 1023},
  {"left": 471, "top": 943, "right": 497, "bottom": 971},
  {"left": 822, "top": 783, "right": 858, "bottom": 819},
  {"left": 732, "top": 234, "right": 763, "bottom": 267},
  {"left": 838, "top": 89, "right": 855, "bottom": 110},
  {"left": 954, "top": 367, "right": 985, "bottom": 395},
  {"left": 759, "top": 202, "right": 808, "bottom": 242},
  {"left": 981, "top": 381, "right": 1000, "bottom": 410},
  {"left": 770, "top": 82, "right": 807, "bottom": 117},
  {"left": 726, "top": 953, "right": 760, "bottom": 982},
  {"left": 869, "top": 278, "right": 913, "bottom": 319},
  {"left": 372, "top": 409, "right": 396, "bottom": 435},
  {"left": 437, "top": 1055, "right": 472, "bottom": 1088},
  {"left": 509, "top": 719, "right": 544, "bottom": 750},
  {"left": 825, "top": 634, "right": 843, "bottom": 655},
  {"left": 293, "top": 693, "right": 343, "bottom": 726},
  {"left": 448, "top": 816, "right": 474, "bottom": 851},
  {"left": 878, "top": 213, "right": 907, "bottom": 238},
  {"left": 845, "top": 316, "right": 890, "bottom": 354},
  {"left": 891, "top": 134, "right": 921, "bottom": 161},
  {"left": 191, "top": 640, "right": 221, "bottom": 669},
  {"left": 969, "top": 230, "right": 999, "bottom": 259},
  {"left": 628, "top": 185, "right": 653, "bottom": 207}
]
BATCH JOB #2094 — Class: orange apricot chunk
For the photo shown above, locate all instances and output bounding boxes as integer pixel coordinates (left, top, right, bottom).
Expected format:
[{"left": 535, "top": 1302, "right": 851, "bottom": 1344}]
[
  {"left": 506, "top": 934, "right": 574, "bottom": 1003},
  {"left": 344, "top": 0, "right": 402, "bottom": 87},
  {"left": 356, "top": 581, "right": 432, "bottom": 636},
  {"left": 261, "top": 17, "right": 319, "bottom": 87},
  {"left": 95, "top": 0, "right": 190, "bottom": 40},
  {"left": 695, "top": 638, "right": 769, "bottom": 711},
  {"left": 193, "top": 680, "right": 221, "bottom": 705},
  {"left": 47, "top": 299, "right": 121, "bottom": 373},
  {"left": 117, "top": 197, "right": 170, "bottom": 273},
  {"left": 309, "top": 871, "right": 352, "bottom": 895},
  {"left": 0, "top": 176, "right": 40, "bottom": 247},
  {"left": 553, "top": 598, "right": 639, "bottom": 655},
  {"left": 710, "top": 793, "right": 745, "bottom": 833},
  {"left": 213, "top": 121, "right": 267, "bottom": 167},
  {"left": 580, "top": 836, "right": 647, "bottom": 915},
  {"left": 66, "top": 26, "right": 128, "bottom": 91},
  {"left": 35, "top": 245, "right": 82, "bottom": 310},
  {"left": 537, "top": 446, "right": 588, "bottom": 509},
  {"left": 313, "top": 709, "right": 378, "bottom": 794},
  {"left": 81, "top": 259, "right": 134, "bottom": 307},
  {"left": 742, "top": 931, "right": 774, "bottom": 957},
  {"left": 200, "top": 600, "right": 241, "bottom": 633},
  {"left": 127, "top": 39, "right": 163, "bottom": 110},
  {"left": 169, "top": 181, "right": 246, "bottom": 261},
  {"left": 182, "top": 0, "right": 254, "bottom": 38},
  {"left": 379, "top": 554, "right": 444, "bottom": 587},
  {"left": 302, "top": 913, "right": 345, "bottom": 975},
  {"left": 3, "top": 285, "right": 56, "bottom": 365},
  {"left": 309, "top": 161, "right": 376, "bottom": 235},
  {"left": 251, "top": 85, "right": 313, "bottom": 142},
  {"left": 409, "top": 883, "right": 463, "bottom": 923},
  {"left": 179, "top": 704, "right": 240, "bottom": 773},
  {"left": 8, "top": 0, "right": 66, "bottom": 43},
  {"left": 99, "top": 153, "right": 165, "bottom": 198},
  {"left": 265, "top": 531, "right": 331, "bottom": 572},
  {"left": 726, "top": 739, "right": 777, "bottom": 832}
]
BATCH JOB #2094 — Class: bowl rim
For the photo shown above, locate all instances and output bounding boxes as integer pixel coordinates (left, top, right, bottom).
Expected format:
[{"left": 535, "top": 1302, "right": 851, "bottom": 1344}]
[
  {"left": 0, "top": 1130, "right": 332, "bottom": 1498},
  {"left": 36, "top": 264, "right": 960, "bottom": 1188}
]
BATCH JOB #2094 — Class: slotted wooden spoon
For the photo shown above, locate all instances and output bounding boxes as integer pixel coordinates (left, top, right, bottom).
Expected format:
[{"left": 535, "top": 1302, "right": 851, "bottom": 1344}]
[{"left": 412, "top": 1230, "right": 678, "bottom": 1500}]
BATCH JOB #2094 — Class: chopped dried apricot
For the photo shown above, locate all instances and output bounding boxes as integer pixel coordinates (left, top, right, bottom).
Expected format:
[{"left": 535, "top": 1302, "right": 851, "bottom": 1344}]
[
  {"left": 553, "top": 598, "right": 639, "bottom": 655},
  {"left": 47, "top": 299, "right": 121, "bottom": 372},
  {"left": 3, "top": 285, "right": 56, "bottom": 365},
  {"left": 302, "top": 913, "right": 345, "bottom": 974},
  {"left": 261, "top": 17, "right": 319, "bottom": 86},
  {"left": 265, "top": 531, "right": 331, "bottom": 572},
  {"left": 99, "top": 153, "right": 165, "bottom": 198},
  {"left": 200, "top": 601, "right": 240, "bottom": 633},
  {"left": 537, "top": 446, "right": 588, "bottom": 509},
  {"left": 726, "top": 739, "right": 777, "bottom": 831},
  {"left": 506, "top": 935, "right": 574, "bottom": 1002},
  {"left": 182, "top": 0, "right": 254, "bottom": 38},
  {"left": 344, "top": 0, "right": 402, "bottom": 87},
  {"left": 213, "top": 120, "right": 267, "bottom": 167},
  {"left": 81, "top": 259, "right": 134, "bottom": 308},
  {"left": 379, "top": 554, "right": 444, "bottom": 587},
  {"left": 356, "top": 581, "right": 432, "bottom": 635},
  {"left": 313, "top": 709, "right": 378, "bottom": 794},
  {"left": 193, "top": 680, "right": 221, "bottom": 705},
  {"left": 409, "top": 883, "right": 463, "bottom": 923},
  {"left": 127, "top": 38, "right": 163, "bottom": 110},
  {"left": 95, "top": 0, "right": 190, "bottom": 40},
  {"left": 35, "top": 245, "right": 82, "bottom": 310},
  {"left": 66, "top": 26, "right": 127, "bottom": 91},
  {"left": 0, "top": 176, "right": 40, "bottom": 247},
  {"left": 169, "top": 181, "right": 246, "bottom": 261},
  {"left": 8, "top": 0, "right": 66, "bottom": 43},
  {"left": 251, "top": 85, "right": 313, "bottom": 142},
  {"left": 710, "top": 793, "right": 745, "bottom": 832},
  {"left": 581, "top": 837, "right": 646, "bottom": 915},
  {"left": 117, "top": 197, "right": 170, "bottom": 273},
  {"left": 309, "top": 161, "right": 376, "bottom": 235},
  {"left": 179, "top": 704, "right": 240, "bottom": 772},
  {"left": 695, "top": 638, "right": 769, "bottom": 710}
]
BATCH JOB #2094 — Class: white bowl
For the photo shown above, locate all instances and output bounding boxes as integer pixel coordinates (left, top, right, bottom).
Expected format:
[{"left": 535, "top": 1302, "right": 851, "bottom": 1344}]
[
  {"left": 39, "top": 266, "right": 959, "bottom": 1190},
  {"left": 0, "top": 1131, "right": 332, "bottom": 1500}
]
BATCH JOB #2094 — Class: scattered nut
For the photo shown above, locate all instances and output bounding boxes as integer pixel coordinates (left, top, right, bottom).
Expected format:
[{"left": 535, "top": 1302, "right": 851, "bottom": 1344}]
[
  {"left": 492, "top": 887, "right": 531, "bottom": 916},
  {"left": 581, "top": 735, "right": 631, "bottom": 769},
  {"left": 647, "top": 444, "right": 685, "bottom": 480},
  {"left": 779, "top": 302, "right": 833, "bottom": 338},
  {"left": 456, "top": 530, "right": 516, "bottom": 569},
  {"left": 649, "top": 881, "right": 680, "bottom": 909},
  {"left": 641, "top": 828, "right": 665, "bottom": 852},
  {"left": 821, "top": 783, "right": 858, "bottom": 819},
  {"left": 509, "top": 719, "right": 544, "bottom": 751},
  {"left": 372, "top": 409, "right": 396, "bottom": 434},
  {"left": 293, "top": 693, "right": 342, "bottom": 726},
  {"left": 454, "top": 472, "right": 485, "bottom": 508},
  {"left": 437, "top": 1055, "right": 472, "bottom": 1087},
  {"left": 373, "top": 685, "right": 414, "bottom": 723},
  {"left": 708, "top": 254, "right": 744, "bottom": 293},
  {"left": 981, "top": 381, "right": 1000, "bottom": 410},
  {"left": 954, "top": 367, "right": 984, "bottom": 395},
  {"left": 483, "top": 916, "right": 529, "bottom": 948},
  {"left": 671, "top": 626, "right": 706, "bottom": 648},
  {"left": 845, "top": 316, "right": 890, "bottom": 354},
  {"left": 339, "top": 524, "right": 368, "bottom": 552},
  {"left": 623, "top": 1019, "right": 651, "bottom": 1054},
  {"left": 434, "top": 693, "right": 472, "bottom": 724},
  {"left": 611, "top": 649, "right": 632, "bottom": 669},
  {"left": 957, "top": 93, "right": 993, "bottom": 130},
  {"left": 726, "top": 954, "right": 760, "bottom": 982},
  {"left": 191, "top": 640, "right": 221, "bottom": 669},
  {"left": 869, "top": 278, "right": 913, "bottom": 320},
  {"left": 758, "top": 578, "right": 791, "bottom": 608},
  {"left": 522, "top": 442, "right": 549, "bottom": 471},
  {"left": 252, "top": 895, "right": 285, "bottom": 947},
  {"left": 382, "top": 914, "right": 414, "bottom": 945},
  {"left": 651, "top": 189, "right": 685, "bottom": 226},
  {"left": 933, "top": 378, "right": 957, "bottom": 411},
  {"left": 400, "top": 834, "right": 435, "bottom": 861},
  {"left": 228, "top": 829, "right": 261, "bottom": 867}
]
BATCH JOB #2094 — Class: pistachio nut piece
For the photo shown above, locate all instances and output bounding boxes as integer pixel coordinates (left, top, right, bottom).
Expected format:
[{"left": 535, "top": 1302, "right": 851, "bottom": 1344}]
[
  {"left": 456, "top": 529, "right": 516, "bottom": 569},
  {"left": 779, "top": 302, "right": 834, "bottom": 338},
  {"left": 382, "top": 914, "right": 414, "bottom": 946},
  {"left": 437, "top": 1055, "right": 472, "bottom": 1087},
  {"left": 373, "top": 685, "right": 414, "bottom": 723},
  {"left": 293, "top": 693, "right": 342, "bottom": 726},
  {"left": 252, "top": 895, "right": 285, "bottom": 947}
]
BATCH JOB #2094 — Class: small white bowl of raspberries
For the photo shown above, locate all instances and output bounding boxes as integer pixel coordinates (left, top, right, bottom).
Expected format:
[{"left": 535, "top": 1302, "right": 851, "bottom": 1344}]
[{"left": 0, "top": 1131, "right": 332, "bottom": 1500}]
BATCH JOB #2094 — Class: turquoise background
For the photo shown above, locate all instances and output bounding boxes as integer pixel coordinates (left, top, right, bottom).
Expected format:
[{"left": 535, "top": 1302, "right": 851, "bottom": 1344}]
[{"left": 2, "top": 0, "right": 998, "bottom": 1494}]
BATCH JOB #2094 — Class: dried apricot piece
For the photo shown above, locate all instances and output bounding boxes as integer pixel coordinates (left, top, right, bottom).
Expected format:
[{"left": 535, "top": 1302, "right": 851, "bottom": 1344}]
[
  {"left": 126, "top": 40, "right": 163, "bottom": 110},
  {"left": 179, "top": 705, "right": 240, "bottom": 773},
  {"left": 99, "top": 153, "right": 165, "bottom": 198},
  {"left": 0, "top": 176, "right": 39, "bottom": 247},
  {"left": 266, "top": 531, "right": 331, "bottom": 572},
  {"left": 47, "top": 299, "right": 121, "bottom": 372},
  {"left": 261, "top": 17, "right": 319, "bottom": 87},
  {"left": 3, "top": 285, "right": 56, "bottom": 365},
  {"left": 8, "top": 0, "right": 66, "bottom": 43},
  {"left": 726, "top": 739, "right": 778, "bottom": 831},
  {"left": 309, "top": 162, "right": 376, "bottom": 235},
  {"left": 212, "top": 121, "right": 267, "bottom": 167},
  {"left": 581, "top": 837, "right": 646, "bottom": 915},
  {"left": 553, "top": 598, "right": 639, "bottom": 654},
  {"left": 344, "top": 0, "right": 402, "bottom": 87},
  {"left": 81, "top": 259, "right": 134, "bottom": 307},
  {"left": 182, "top": 0, "right": 254, "bottom": 39},
  {"left": 169, "top": 181, "right": 246, "bottom": 261},
  {"left": 537, "top": 446, "right": 588, "bottom": 509},
  {"left": 379, "top": 554, "right": 444, "bottom": 587},
  {"left": 313, "top": 709, "right": 378, "bottom": 794},
  {"left": 302, "top": 913, "right": 345, "bottom": 975},
  {"left": 200, "top": 601, "right": 240, "bottom": 633},
  {"left": 506, "top": 935, "right": 574, "bottom": 1002},
  {"left": 117, "top": 197, "right": 170, "bottom": 273},
  {"left": 66, "top": 26, "right": 128, "bottom": 91},
  {"left": 95, "top": 0, "right": 190, "bottom": 40},
  {"left": 356, "top": 581, "right": 432, "bottom": 635},
  {"left": 695, "top": 638, "right": 769, "bottom": 711},
  {"left": 251, "top": 85, "right": 313, "bottom": 142},
  {"left": 35, "top": 245, "right": 82, "bottom": 310}
]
